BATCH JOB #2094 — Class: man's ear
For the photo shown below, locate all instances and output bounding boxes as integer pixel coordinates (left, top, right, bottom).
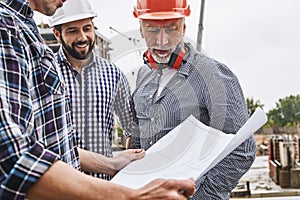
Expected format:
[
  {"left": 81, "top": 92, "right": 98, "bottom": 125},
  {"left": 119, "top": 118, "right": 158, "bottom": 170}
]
[
  {"left": 139, "top": 20, "right": 145, "bottom": 38},
  {"left": 183, "top": 24, "right": 186, "bottom": 36},
  {"left": 53, "top": 28, "right": 61, "bottom": 43},
  {"left": 140, "top": 26, "right": 144, "bottom": 38}
]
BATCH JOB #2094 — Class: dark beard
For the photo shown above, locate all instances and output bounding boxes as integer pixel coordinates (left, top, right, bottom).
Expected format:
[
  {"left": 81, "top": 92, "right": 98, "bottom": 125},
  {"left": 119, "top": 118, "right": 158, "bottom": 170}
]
[{"left": 61, "top": 37, "right": 95, "bottom": 60}]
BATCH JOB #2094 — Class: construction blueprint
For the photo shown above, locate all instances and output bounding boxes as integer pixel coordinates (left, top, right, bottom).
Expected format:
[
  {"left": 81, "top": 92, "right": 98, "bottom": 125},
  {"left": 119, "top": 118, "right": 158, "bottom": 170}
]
[{"left": 111, "top": 108, "right": 268, "bottom": 189}]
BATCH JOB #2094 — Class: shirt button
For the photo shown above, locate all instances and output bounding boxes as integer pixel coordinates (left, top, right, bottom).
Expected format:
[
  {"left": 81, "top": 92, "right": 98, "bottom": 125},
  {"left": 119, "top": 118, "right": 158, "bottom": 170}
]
[
  {"left": 151, "top": 118, "right": 155, "bottom": 121},
  {"left": 149, "top": 95, "right": 153, "bottom": 98}
]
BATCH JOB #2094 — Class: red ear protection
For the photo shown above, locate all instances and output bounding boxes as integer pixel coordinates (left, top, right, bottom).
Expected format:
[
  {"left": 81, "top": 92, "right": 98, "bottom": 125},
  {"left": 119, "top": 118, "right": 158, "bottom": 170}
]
[
  {"left": 143, "top": 44, "right": 186, "bottom": 70},
  {"left": 143, "top": 50, "right": 160, "bottom": 70}
]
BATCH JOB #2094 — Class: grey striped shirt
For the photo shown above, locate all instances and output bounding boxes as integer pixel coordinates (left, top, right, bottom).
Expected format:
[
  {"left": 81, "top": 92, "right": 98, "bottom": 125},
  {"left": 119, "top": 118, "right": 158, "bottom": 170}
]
[{"left": 131, "top": 43, "right": 256, "bottom": 199}]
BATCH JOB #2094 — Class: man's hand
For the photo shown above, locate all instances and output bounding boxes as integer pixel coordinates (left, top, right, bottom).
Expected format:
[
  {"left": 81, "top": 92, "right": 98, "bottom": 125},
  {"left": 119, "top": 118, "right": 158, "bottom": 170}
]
[
  {"left": 111, "top": 149, "right": 145, "bottom": 175},
  {"left": 134, "top": 178, "right": 196, "bottom": 200}
]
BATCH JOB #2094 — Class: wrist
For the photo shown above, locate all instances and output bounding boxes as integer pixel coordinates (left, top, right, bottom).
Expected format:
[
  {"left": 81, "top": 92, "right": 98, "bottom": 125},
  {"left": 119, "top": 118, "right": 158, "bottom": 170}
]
[{"left": 107, "top": 158, "right": 118, "bottom": 176}]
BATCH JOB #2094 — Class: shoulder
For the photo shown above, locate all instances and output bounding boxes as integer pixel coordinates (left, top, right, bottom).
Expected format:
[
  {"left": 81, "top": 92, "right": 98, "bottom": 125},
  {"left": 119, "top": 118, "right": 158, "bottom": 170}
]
[
  {"left": 187, "top": 49, "right": 237, "bottom": 80},
  {"left": 0, "top": 9, "right": 19, "bottom": 36}
]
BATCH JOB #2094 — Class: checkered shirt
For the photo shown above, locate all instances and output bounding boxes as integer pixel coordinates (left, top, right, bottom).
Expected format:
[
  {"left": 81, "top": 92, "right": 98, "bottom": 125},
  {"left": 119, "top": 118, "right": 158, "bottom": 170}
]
[{"left": 0, "top": 0, "right": 80, "bottom": 199}]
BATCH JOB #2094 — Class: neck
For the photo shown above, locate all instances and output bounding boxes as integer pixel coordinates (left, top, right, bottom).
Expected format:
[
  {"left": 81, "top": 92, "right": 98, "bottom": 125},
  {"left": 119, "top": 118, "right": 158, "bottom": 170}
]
[{"left": 65, "top": 52, "right": 93, "bottom": 73}]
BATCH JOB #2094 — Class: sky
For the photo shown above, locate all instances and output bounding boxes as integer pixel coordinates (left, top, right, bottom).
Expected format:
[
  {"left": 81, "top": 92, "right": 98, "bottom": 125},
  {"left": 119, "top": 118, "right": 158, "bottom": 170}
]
[{"left": 35, "top": 0, "right": 300, "bottom": 112}]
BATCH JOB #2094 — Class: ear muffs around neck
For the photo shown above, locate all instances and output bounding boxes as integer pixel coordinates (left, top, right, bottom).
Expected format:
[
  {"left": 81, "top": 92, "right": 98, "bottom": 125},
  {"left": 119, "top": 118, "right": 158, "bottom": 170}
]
[{"left": 143, "top": 44, "right": 186, "bottom": 70}]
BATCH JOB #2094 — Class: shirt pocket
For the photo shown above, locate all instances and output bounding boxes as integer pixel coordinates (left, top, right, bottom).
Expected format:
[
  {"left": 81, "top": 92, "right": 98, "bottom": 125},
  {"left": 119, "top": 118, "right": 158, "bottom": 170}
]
[
  {"left": 27, "top": 42, "right": 64, "bottom": 99},
  {"left": 39, "top": 50, "right": 63, "bottom": 96}
]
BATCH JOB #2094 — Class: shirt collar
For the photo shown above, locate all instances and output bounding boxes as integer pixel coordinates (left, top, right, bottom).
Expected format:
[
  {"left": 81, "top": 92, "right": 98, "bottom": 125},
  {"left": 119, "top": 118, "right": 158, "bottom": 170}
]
[{"left": 176, "top": 43, "right": 194, "bottom": 77}]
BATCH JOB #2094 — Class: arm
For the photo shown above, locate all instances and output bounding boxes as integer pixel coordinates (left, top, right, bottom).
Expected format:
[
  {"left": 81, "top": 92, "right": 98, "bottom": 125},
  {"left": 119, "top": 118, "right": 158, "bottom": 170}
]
[
  {"left": 195, "top": 62, "right": 256, "bottom": 199},
  {"left": 0, "top": 18, "right": 60, "bottom": 199},
  {"left": 26, "top": 160, "right": 195, "bottom": 200},
  {"left": 197, "top": 137, "right": 256, "bottom": 198},
  {"left": 78, "top": 148, "right": 145, "bottom": 176},
  {"left": 114, "top": 69, "right": 141, "bottom": 148},
  {"left": 126, "top": 136, "right": 131, "bottom": 149},
  {"left": 114, "top": 68, "right": 133, "bottom": 138},
  {"left": 128, "top": 104, "right": 142, "bottom": 149}
]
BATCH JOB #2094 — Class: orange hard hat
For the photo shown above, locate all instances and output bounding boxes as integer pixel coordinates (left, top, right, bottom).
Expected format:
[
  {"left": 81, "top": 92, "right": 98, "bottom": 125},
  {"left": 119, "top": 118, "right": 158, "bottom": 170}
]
[{"left": 133, "top": 0, "right": 191, "bottom": 20}]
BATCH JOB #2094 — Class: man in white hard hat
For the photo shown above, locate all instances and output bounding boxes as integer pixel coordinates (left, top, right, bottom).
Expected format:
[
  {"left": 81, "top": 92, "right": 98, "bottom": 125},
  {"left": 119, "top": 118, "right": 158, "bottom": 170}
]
[
  {"left": 48, "top": 0, "right": 134, "bottom": 180},
  {"left": 0, "top": 0, "right": 195, "bottom": 199},
  {"left": 130, "top": 0, "right": 257, "bottom": 199}
]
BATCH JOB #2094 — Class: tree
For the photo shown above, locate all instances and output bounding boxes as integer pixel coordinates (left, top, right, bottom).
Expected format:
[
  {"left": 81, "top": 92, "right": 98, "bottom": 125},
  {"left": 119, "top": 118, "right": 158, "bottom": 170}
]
[
  {"left": 267, "top": 95, "right": 300, "bottom": 128},
  {"left": 246, "top": 97, "right": 264, "bottom": 116}
]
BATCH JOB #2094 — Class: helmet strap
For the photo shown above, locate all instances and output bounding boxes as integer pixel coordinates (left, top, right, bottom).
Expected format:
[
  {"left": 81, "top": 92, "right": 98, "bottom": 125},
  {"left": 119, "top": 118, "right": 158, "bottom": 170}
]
[{"left": 143, "top": 44, "right": 186, "bottom": 70}]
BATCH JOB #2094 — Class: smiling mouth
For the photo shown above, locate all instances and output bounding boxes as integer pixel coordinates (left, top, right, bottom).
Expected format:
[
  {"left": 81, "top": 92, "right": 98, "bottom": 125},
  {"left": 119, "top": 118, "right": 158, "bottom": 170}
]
[
  {"left": 73, "top": 41, "right": 90, "bottom": 50},
  {"left": 75, "top": 43, "right": 88, "bottom": 48}
]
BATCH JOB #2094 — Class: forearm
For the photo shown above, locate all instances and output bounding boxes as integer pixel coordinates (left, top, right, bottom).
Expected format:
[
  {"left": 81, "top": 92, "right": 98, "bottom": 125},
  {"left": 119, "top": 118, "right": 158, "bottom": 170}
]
[
  {"left": 26, "top": 161, "right": 134, "bottom": 200},
  {"left": 78, "top": 148, "right": 116, "bottom": 176},
  {"left": 78, "top": 148, "right": 146, "bottom": 177},
  {"left": 26, "top": 160, "right": 195, "bottom": 200}
]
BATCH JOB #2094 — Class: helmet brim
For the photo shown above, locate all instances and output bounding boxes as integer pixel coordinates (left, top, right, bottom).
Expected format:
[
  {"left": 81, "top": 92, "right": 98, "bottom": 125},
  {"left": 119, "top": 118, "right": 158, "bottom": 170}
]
[
  {"left": 48, "top": 13, "right": 97, "bottom": 27},
  {"left": 136, "top": 12, "right": 186, "bottom": 20}
]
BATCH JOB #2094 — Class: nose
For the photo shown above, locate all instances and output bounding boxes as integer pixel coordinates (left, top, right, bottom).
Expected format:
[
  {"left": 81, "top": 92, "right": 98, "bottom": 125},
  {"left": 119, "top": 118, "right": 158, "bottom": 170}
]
[
  {"left": 77, "top": 29, "right": 88, "bottom": 41},
  {"left": 156, "top": 28, "right": 169, "bottom": 47}
]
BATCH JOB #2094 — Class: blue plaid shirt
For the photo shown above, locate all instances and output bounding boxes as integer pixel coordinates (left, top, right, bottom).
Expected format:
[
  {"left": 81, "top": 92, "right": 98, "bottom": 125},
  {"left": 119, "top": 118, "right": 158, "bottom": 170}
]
[
  {"left": 131, "top": 43, "right": 257, "bottom": 199},
  {"left": 0, "top": 0, "right": 80, "bottom": 199},
  {"left": 56, "top": 48, "right": 133, "bottom": 180}
]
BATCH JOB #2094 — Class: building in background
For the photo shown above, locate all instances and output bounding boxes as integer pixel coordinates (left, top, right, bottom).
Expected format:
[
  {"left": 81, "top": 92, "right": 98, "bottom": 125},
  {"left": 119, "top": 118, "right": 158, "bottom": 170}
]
[{"left": 269, "top": 134, "right": 300, "bottom": 189}]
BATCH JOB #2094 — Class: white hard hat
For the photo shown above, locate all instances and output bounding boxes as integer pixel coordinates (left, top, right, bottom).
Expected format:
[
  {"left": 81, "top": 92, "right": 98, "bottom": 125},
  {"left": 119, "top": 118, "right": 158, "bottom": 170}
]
[{"left": 48, "top": 0, "right": 97, "bottom": 27}]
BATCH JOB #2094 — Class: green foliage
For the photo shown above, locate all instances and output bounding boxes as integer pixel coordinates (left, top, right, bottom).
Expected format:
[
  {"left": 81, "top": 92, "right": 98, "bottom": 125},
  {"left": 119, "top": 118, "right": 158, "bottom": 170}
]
[
  {"left": 246, "top": 97, "right": 264, "bottom": 116},
  {"left": 267, "top": 95, "right": 300, "bottom": 127},
  {"left": 116, "top": 126, "right": 123, "bottom": 137}
]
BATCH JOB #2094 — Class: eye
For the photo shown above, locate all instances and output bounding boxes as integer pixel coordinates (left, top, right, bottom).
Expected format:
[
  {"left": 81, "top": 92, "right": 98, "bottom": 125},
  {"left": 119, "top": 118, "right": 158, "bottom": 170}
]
[
  {"left": 83, "top": 25, "right": 93, "bottom": 32},
  {"left": 145, "top": 26, "right": 160, "bottom": 33},
  {"left": 66, "top": 28, "right": 77, "bottom": 34},
  {"left": 165, "top": 26, "right": 177, "bottom": 33}
]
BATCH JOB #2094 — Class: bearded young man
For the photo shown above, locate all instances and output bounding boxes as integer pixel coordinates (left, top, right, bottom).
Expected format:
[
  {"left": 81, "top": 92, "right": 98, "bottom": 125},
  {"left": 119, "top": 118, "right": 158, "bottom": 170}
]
[{"left": 49, "top": 0, "right": 134, "bottom": 181}]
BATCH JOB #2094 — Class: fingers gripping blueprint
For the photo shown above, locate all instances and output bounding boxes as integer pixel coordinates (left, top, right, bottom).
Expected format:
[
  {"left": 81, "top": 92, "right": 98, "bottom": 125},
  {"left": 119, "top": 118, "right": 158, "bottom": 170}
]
[{"left": 111, "top": 108, "right": 268, "bottom": 189}]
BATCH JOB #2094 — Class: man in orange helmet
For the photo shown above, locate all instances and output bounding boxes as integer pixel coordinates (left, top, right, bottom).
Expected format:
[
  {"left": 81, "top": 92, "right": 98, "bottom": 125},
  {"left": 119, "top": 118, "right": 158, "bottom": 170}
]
[{"left": 130, "top": 0, "right": 257, "bottom": 199}]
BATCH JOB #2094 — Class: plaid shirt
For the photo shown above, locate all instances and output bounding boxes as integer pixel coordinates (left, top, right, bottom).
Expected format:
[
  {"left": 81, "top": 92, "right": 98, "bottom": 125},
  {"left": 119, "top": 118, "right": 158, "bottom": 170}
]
[
  {"left": 0, "top": 0, "right": 80, "bottom": 199},
  {"left": 131, "top": 43, "right": 257, "bottom": 199},
  {"left": 56, "top": 48, "right": 133, "bottom": 180}
]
